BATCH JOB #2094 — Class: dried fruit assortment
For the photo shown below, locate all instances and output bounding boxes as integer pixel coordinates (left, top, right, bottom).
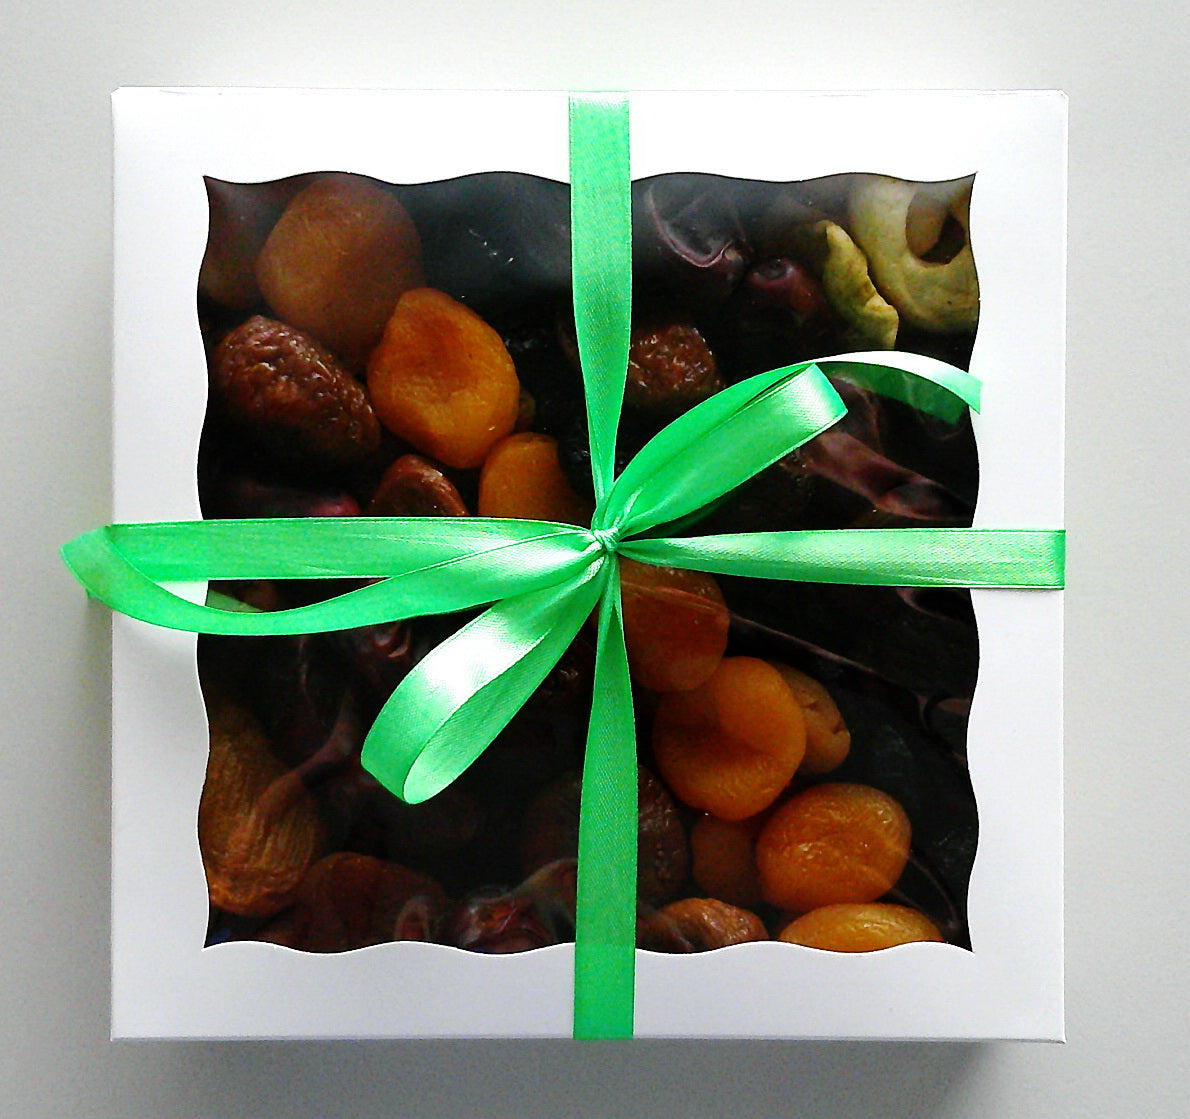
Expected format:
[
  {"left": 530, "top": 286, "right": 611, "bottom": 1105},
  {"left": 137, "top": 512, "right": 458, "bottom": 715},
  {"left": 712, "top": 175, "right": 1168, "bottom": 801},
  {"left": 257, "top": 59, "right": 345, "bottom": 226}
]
[{"left": 196, "top": 167, "right": 980, "bottom": 957}]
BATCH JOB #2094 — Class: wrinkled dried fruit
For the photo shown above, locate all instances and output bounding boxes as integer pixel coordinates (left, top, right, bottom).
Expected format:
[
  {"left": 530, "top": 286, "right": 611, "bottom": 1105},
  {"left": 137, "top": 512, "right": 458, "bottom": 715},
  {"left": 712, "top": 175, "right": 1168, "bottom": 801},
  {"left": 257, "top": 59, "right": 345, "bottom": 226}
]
[
  {"left": 520, "top": 767, "right": 689, "bottom": 906},
  {"left": 757, "top": 783, "right": 911, "bottom": 913},
  {"left": 779, "top": 902, "right": 942, "bottom": 952},
  {"left": 478, "top": 432, "right": 592, "bottom": 524},
  {"left": 634, "top": 175, "right": 750, "bottom": 313},
  {"left": 367, "top": 288, "right": 520, "bottom": 469},
  {"left": 446, "top": 892, "right": 557, "bottom": 953},
  {"left": 198, "top": 701, "right": 325, "bottom": 917},
  {"left": 256, "top": 173, "right": 424, "bottom": 364},
  {"left": 771, "top": 662, "right": 851, "bottom": 775},
  {"left": 620, "top": 559, "right": 729, "bottom": 692},
  {"left": 367, "top": 454, "right": 468, "bottom": 517},
  {"left": 652, "top": 657, "right": 806, "bottom": 820},
  {"left": 284, "top": 851, "right": 446, "bottom": 953},
  {"left": 211, "top": 315, "right": 381, "bottom": 467},
  {"left": 625, "top": 321, "right": 723, "bottom": 415},
  {"left": 638, "top": 897, "right": 767, "bottom": 952},
  {"left": 689, "top": 813, "right": 764, "bottom": 909}
]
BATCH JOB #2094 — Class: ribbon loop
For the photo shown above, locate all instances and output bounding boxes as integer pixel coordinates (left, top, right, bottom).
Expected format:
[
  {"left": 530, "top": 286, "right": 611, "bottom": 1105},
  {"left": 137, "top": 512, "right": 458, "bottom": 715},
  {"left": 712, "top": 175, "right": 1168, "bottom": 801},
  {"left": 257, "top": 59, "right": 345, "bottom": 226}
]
[
  {"left": 361, "top": 560, "right": 607, "bottom": 804},
  {"left": 595, "top": 363, "right": 846, "bottom": 538}
]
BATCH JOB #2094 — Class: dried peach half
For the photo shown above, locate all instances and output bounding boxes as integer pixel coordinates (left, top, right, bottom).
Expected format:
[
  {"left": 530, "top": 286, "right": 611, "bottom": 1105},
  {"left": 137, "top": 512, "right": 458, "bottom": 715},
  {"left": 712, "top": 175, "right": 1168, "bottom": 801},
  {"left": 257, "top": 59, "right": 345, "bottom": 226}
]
[
  {"left": 367, "top": 288, "right": 520, "bottom": 469},
  {"left": 756, "top": 783, "right": 911, "bottom": 913},
  {"left": 256, "top": 173, "right": 424, "bottom": 365},
  {"left": 652, "top": 656, "right": 806, "bottom": 820},
  {"left": 779, "top": 902, "right": 942, "bottom": 952}
]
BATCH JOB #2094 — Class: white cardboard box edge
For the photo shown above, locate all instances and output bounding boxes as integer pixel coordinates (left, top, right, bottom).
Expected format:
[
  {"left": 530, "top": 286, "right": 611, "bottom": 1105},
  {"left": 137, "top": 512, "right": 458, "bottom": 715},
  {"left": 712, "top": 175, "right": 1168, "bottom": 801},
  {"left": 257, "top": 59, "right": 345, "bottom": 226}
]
[{"left": 109, "top": 89, "right": 1065, "bottom": 1040}]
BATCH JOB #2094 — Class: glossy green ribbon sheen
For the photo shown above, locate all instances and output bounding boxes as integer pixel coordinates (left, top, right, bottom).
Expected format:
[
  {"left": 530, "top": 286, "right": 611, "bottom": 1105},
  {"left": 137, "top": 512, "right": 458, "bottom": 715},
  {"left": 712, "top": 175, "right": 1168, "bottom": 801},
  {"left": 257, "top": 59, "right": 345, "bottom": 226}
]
[{"left": 62, "top": 92, "right": 1065, "bottom": 1041}]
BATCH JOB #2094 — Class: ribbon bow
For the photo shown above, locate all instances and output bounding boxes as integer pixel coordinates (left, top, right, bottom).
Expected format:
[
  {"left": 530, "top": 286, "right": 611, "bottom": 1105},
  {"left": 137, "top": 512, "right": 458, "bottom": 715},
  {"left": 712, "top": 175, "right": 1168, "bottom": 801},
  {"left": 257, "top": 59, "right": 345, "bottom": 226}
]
[{"left": 62, "top": 93, "right": 1064, "bottom": 1040}]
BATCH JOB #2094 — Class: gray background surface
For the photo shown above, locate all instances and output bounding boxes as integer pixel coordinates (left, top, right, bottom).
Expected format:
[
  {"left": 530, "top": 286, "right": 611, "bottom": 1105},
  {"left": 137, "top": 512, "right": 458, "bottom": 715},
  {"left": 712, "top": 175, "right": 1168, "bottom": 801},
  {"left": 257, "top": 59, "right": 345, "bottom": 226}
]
[{"left": 2, "top": 1, "right": 1185, "bottom": 1115}]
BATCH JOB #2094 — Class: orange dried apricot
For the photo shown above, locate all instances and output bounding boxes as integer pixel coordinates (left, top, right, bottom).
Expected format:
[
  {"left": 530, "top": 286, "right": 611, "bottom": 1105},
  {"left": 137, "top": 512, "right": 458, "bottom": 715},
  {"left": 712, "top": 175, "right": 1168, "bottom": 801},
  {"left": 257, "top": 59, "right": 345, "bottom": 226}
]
[
  {"left": 197, "top": 701, "right": 324, "bottom": 918},
  {"left": 256, "top": 173, "right": 424, "bottom": 364},
  {"left": 652, "top": 656, "right": 806, "bottom": 820},
  {"left": 620, "top": 559, "right": 729, "bottom": 692},
  {"left": 756, "top": 783, "right": 911, "bottom": 913},
  {"left": 367, "top": 288, "right": 520, "bottom": 469},
  {"left": 478, "top": 431, "right": 593, "bottom": 524},
  {"left": 689, "top": 812, "right": 765, "bottom": 908},
  {"left": 771, "top": 662, "right": 851, "bottom": 774},
  {"left": 779, "top": 903, "right": 943, "bottom": 952}
]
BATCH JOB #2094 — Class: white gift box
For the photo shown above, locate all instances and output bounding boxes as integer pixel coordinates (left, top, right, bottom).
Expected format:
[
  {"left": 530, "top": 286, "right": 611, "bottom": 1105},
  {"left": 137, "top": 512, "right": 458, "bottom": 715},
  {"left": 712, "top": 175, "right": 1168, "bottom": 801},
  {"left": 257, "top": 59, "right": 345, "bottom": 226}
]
[{"left": 109, "top": 88, "right": 1064, "bottom": 1039}]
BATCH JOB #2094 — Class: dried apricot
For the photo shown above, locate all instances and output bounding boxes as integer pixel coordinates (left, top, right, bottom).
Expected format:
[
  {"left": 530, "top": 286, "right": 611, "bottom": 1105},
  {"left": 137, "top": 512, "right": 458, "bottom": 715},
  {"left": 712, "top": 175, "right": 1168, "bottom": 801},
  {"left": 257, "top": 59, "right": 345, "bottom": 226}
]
[
  {"left": 367, "top": 288, "right": 520, "bottom": 469},
  {"left": 197, "top": 701, "right": 324, "bottom": 918},
  {"left": 689, "top": 812, "right": 764, "bottom": 908},
  {"left": 652, "top": 656, "right": 806, "bottom": 820},
  {"left": 771, "top": 663, "right": 851, "bottom": 774},
  {"left": 255, "top": 173, "right": 424, "bottom": 364},
  {"left": 620, "top": 559, "right": 729, "bottom": 692},
  {"left": 638, "top": 897, "right": 767, "bottom": 952},
  {"left": 779, "top": 903, "right": 942, "bottom": 952},
  {"left": 756, "top": 783, "right": 911, "bottom": 913},
  {"left": 478, "top": 432, "right": 592, "bottom": 524}
]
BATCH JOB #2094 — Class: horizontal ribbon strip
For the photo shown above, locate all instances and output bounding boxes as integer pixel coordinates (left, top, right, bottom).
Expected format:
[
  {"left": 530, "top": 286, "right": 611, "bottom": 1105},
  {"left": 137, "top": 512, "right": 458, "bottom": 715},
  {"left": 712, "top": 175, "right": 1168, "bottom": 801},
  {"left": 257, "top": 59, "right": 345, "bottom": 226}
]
[
  {"left": 62, "top": 518, "right": 596, "bottom": 635},
  {"left": 622, "top": 528, "right": 1066, "bottom": 589}
]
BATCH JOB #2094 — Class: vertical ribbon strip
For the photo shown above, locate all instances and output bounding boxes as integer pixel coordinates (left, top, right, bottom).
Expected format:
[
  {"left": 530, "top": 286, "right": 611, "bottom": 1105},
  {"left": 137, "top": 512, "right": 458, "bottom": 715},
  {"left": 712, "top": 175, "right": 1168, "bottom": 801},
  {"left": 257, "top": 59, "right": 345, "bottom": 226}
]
[{"left": 568, "top": 93, "right": 638, "bottom": 1039}]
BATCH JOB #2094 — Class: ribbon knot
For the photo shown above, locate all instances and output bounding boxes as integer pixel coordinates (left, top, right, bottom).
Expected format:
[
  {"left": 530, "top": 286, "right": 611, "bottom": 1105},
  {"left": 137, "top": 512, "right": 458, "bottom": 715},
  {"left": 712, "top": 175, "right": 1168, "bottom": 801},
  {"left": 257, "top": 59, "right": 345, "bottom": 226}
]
[{"left": 589, "top": 526, "right": 621, "bottom": 557}]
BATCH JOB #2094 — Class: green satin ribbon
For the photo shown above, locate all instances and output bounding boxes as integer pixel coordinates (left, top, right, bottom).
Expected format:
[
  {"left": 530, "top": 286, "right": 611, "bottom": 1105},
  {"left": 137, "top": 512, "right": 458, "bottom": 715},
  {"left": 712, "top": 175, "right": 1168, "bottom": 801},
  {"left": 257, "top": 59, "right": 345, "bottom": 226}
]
[{"left": 62, "top": 91, "right": 1064, "bottom": 1041}]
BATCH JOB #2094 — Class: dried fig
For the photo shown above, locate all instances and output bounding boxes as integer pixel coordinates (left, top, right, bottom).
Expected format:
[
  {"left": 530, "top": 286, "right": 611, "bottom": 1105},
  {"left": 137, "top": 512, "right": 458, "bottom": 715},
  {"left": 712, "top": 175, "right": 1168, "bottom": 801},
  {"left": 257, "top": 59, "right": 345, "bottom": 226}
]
[
  {"left": 198, "top": 701, "right": 325, "bottom": 918},
  {"left": 211, "top": 315, "right": 380, "bottom": 468}
]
